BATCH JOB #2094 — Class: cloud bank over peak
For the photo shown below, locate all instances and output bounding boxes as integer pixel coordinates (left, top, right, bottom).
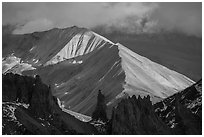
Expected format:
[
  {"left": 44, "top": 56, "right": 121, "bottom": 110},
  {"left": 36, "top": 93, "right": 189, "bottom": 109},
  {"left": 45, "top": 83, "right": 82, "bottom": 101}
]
[
  {"left": 12, "top": 18, "right": 54, "bottom": 34},
  {"left": 2, "top": 2, "right": 202, "bottom": 37}
]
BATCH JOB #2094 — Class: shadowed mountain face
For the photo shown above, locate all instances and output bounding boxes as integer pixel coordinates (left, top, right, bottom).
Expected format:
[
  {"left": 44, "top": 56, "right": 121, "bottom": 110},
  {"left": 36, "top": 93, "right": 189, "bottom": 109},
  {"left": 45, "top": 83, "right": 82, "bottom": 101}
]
[{"left": 93, "top": 31, "right": 202, "bottom": 82}]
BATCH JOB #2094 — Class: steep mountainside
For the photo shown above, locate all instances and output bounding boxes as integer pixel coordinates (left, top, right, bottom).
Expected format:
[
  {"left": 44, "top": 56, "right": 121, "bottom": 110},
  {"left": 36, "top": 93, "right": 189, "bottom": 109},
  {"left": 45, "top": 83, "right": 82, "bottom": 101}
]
[
  {"left": 23, "top": 42, "right": 193, "bottom": 117},
  {"left": 118, "top": 43, "right": 193, "bottom": 100},
  {"left": 3, "top": 26, "right": 195, "bottom": 118},
  {"left": 93, "top": 30, "right": 202, "bottom": 81}
]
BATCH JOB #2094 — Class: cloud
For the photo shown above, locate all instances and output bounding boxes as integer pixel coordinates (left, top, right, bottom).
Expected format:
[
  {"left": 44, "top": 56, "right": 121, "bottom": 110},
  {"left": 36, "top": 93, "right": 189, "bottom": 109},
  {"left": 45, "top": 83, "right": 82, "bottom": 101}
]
[
  {"left": 2, "top": 2, "right": 158, "bottom": 34},
  {"left": 151, "top": 3, "right": 202, "bottom": 37},
  {"left": 2, "top": 2, "right": 202, "bottom": 37},
  {"left": 12, "top": 18, "right": 54, "bottom": 34}
]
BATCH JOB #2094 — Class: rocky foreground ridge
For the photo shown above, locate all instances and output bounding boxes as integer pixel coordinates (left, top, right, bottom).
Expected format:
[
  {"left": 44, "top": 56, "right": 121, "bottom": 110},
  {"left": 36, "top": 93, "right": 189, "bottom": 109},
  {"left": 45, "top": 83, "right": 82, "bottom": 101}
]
[
  {"left": 2, "top": 73, "right": 202, "bottom": 135},
  {"left": 2, "top": 73, "right": 97, "bottom": 134},
  {"left": 107, "top": 79, "right": 202, "bottom": 134}
]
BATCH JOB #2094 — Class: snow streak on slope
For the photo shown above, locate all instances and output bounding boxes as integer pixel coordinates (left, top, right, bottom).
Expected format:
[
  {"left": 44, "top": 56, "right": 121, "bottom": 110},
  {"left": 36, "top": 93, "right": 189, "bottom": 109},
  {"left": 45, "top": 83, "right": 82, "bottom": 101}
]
[
  {"left": 45, "top": 31, "right": 113, "bottom": 66},
  {"left": 57, "top": 98, "right": 92, "bottom": 122},
  {"left": 117, "top": 43, "right": 194, "bottom": 102}
]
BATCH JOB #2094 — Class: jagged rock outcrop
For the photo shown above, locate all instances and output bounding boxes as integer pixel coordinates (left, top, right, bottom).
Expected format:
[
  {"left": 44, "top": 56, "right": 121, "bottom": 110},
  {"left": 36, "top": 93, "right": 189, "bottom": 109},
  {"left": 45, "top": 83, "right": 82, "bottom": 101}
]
[
  {"left": 92, "top": 90, "right": 108, "bottom": 122},
  {"left": 154, "top": 79, "right": 202, "bottom": 134},
  {"left": 2, "top": 73, "right": 98, "bottom": 135},
  {"left": 90, "top": 90, "right": 108, "bottom": 134},
  {"left": 108, "top": 79, "right": 202, "bottom": 135},
  {"left": 108, "top": 95, "right": 173, "bottom": 135},
  {"left": 173, "top": 97, "right": 201, "bottom": 134}
]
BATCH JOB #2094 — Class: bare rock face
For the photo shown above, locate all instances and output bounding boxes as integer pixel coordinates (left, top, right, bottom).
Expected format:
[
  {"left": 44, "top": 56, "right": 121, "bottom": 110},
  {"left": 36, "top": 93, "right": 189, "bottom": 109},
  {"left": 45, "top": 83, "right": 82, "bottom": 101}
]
[
  {"left": 2, "top": 73, "right": 98, "bottom": 135},
  {"left": 154, "top": 79, "right": 202, "bottom": 134},
  {"left": 108, "top": 79, "right": 202, "bottom": 135},
  {"left": 92, "top": 90, "right": 108, "bottom": 122},
  {"left": 173, "top": 98, "right": 201, "bottom": 134},
  {"left": 109, "top": 95, "right": 172, "bottom": 135}
]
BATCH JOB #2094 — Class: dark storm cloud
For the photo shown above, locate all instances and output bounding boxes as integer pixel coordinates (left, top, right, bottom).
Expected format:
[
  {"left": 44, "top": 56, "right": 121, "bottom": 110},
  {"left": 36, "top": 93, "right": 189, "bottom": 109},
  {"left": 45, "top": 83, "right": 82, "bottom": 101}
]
[{"left": 2, "top": 2, "right": 202, "bottom": 37}]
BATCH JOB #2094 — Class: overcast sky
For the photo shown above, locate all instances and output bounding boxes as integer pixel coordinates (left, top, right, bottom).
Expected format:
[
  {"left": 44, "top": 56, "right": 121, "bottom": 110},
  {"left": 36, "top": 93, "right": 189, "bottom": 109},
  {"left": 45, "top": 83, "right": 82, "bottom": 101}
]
[{"left": 2, "top": 2, "right": 202, "bottom": 37}]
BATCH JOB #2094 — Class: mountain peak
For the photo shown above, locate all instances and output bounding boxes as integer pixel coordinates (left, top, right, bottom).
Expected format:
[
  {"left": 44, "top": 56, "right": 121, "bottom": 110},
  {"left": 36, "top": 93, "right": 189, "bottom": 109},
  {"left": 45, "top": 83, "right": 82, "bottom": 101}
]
[{"left": 3, "top": 26, "right": 194, "bottom": 117}]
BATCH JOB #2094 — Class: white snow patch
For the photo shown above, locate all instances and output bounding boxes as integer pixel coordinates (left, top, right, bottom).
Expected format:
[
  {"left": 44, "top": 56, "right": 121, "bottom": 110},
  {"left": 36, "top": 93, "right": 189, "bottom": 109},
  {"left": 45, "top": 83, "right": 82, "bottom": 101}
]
[
  {"left": 72, "top": 60, "right": 77, "bottom": 64},
  {"left": 45, "top": 31, "right": 114, "bottom": 66},
  {"left": 3, "top": 102, "right": 30, "bottom": 125},
  {"left": 78, "top": 60, "right": 83, "bottom": 64},
  {"left": 64, "top": 92, "right": 69, "bottom": 95},
  {"left": 57, "top": 98, "right": 91, "bottom": 122},
  {"left": 2, "top": 55, "right": 36, "bottom": 74},
  {"left": 29, "top": 46, "right": 36, "bottom": 52},
  {"left": 62, "top": 108, "right": 92, "bottom": 122},
  {"left": 34, "top": 59, "right": 39, "bottom": 64}
]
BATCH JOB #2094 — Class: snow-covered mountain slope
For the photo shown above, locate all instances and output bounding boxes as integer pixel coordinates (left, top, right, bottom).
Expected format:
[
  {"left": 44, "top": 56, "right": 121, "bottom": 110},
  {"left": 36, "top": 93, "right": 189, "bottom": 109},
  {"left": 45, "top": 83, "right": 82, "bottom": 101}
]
[
  {"left": 118, "top": 43, "right": 194, "bottom": 102},
  {"left": 44, "top": 31, "right": 113, "bottom": 66},
  {"left": 3, "top": 26, "right": 195, "bottom": 118}
]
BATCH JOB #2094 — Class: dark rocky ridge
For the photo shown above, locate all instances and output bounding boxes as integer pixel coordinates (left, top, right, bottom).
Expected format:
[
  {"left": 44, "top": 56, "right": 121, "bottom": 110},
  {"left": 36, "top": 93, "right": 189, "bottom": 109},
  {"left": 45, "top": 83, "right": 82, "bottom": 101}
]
[
  {"left": 108, "top": 95, "right": 173, "bottom": 134},
  {"left": 107, "top": 79, "right": 202, "bottom": 135},
  {"left": 92, "top": 90, "right": 108, "bottom": 122},
  {"left": 154, "top": 79, "right": 202, "bottom": 122},
  {"left": 2, "top": 73, "right": 98, "bottom": 135},
  {"left": 154, "top": 79, "right": 202, "bottom": 134}
]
